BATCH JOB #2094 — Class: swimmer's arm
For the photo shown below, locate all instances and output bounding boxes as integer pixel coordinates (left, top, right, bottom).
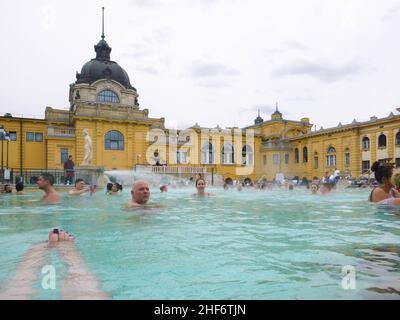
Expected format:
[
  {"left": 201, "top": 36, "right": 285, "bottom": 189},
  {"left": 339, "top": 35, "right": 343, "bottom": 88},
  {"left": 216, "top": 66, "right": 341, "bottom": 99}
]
[{"left": 68, "top": 188, "right": 90, "bottom": 196}]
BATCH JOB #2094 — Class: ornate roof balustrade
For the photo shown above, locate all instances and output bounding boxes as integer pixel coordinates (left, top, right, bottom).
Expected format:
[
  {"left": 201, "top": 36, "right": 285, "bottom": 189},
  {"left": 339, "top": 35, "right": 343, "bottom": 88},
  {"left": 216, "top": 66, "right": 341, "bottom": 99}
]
[
  {"left": 47, "top": 126, "right": 76, "bottom": 138},
  {"left": 261, "top": 140, "right": 292, "bottom": 151}
]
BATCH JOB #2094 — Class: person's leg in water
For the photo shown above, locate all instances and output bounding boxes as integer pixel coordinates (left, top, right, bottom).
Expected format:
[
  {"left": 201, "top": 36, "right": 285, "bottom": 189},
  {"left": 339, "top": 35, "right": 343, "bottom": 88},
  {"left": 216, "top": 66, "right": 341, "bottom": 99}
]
[
  {"left": 0, "top": 242, "right": 48, "bottom": 299},
  {"left": 48, "top": 228, "right": 109, "bottom": 299},
  {"left": 0, "top": 229, "right": 108, "bottom": 300}
]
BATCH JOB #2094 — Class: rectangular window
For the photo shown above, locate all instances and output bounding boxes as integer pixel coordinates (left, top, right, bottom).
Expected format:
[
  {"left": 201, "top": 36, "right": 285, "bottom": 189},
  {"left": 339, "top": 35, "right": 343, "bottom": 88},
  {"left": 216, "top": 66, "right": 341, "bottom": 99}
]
[
  {"left": 9, "top": 131, "right": 17, "bottom": 141},
  {"left": 176, "top": 151, "right": 188, "bottom": 164},
  {"left": 285, "top": 154, "right": 289, "bottom": 164},
  {"left": 26, "top": 132, "right": 34, "bottom": 141},
  {"left": 396, "top": 158, "right": 400, "bottom": 168},
  {"left": 326, "top": 155, "right": 336, "bottom": 167},
  {"left": 61, "top": 148, "right": 68, "bottom": 164},
  {"left": 180, "top": 152, "right": 188, "bottom": 164},
  {"left": 263, "top": 155, "right": 267, "bottom": 165},
  {"left": 362, "top": 160, "right": 370, "bottom": 173},
  {"left": 110, "top": 141, "right": 119, "bottom": 150},
  {"left": 273, "top": 154, "right": 280, "bottom": 165},
  {"left": 345, "top": 153, "right": 350, "bottom": 166},
  {"left": 35, "top": 132, "right": 43, "bottom": 142},
  {"left": 314, "top": 157, "right": 318, "bottom": 169},
  {"left": 106, "top": 140, "right": 124, "bottom": 150}
]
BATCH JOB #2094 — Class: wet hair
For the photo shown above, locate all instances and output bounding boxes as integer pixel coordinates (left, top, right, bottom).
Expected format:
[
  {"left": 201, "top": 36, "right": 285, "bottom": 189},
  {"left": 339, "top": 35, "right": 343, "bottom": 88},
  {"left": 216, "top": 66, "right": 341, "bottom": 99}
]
[
  {"left": 4, "top": 184, "right": 12, "bottom": 193},
  {"left": 160, "top": 185, "right": 167, "bottom": 192},
  {"left": 371, "top": 161, "right": 393, "bottom": 184},
  {"left": 321, "top": 182, "right": 333, "bottom": 191},
  {"left": 39, "top": 173, "right": 55, "bottom": 186},
  {"left": 106, "top": 182, "right": 113, "bottom": 191},
  {"left": 75, "top": 178, "right": 84, "bottom": 186},
  {"left": 195, "top": 178, "right": 206, "bottom": 187},
  {"left": 16, "top": 182, "right": 24, "bottom": 192},
  {"left": 109, "top": 182, "right": 122, "bottom": 192}
]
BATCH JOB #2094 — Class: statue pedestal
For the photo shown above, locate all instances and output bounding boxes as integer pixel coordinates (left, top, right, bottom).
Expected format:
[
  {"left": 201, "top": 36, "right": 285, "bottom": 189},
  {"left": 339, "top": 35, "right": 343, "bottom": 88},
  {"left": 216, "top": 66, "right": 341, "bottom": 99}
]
[{"left": 75, "top": 166, "right": 105, "bottom": 187}]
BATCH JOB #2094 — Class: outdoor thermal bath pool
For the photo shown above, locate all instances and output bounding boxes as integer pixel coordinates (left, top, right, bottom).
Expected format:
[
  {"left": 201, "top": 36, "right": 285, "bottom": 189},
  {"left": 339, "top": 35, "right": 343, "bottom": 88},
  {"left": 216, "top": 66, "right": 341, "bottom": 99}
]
[{"left": 0, "top": 187, "right": 400, "bottom": 299}]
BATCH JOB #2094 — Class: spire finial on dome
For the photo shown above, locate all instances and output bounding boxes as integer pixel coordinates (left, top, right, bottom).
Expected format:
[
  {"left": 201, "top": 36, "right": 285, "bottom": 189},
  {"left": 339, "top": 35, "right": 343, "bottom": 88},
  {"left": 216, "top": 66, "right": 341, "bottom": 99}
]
[
  {"left": 254, "top": 108, "right": 264, "bottom": 125},
  {"left": 101, "top": 7, "right": 105, "bottom": 40},
  {"left": 276, "top": 102, "right": 278, "bottom": 112}
]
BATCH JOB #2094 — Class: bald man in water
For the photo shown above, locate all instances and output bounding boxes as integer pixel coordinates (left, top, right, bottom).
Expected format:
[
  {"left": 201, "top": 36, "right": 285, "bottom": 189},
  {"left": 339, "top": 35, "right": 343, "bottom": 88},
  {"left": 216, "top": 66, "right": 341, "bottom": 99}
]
[{"left": 128, "top": 180, "right": 150, "bottom": 207}]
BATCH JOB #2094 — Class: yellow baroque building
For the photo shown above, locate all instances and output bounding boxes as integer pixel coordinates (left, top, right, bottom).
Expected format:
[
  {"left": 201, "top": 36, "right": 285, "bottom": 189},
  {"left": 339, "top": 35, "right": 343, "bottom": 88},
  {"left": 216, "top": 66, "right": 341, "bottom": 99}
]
[{"left": 1, "top": 33, "right": 400, "bottom": 185}]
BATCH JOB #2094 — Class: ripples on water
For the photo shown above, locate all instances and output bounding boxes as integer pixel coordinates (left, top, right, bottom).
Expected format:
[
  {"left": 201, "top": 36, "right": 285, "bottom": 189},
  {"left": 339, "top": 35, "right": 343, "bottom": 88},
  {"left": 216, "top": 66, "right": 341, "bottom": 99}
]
[{"left": 0, "top": 187, "right": 400, "bottom": 299}]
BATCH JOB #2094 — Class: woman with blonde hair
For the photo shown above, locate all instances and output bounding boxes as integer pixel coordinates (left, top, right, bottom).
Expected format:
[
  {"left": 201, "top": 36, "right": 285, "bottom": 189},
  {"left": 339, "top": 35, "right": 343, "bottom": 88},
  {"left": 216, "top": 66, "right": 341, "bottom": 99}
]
[{"left": 391, "top": 167, "right": 400, "bottom": 192}]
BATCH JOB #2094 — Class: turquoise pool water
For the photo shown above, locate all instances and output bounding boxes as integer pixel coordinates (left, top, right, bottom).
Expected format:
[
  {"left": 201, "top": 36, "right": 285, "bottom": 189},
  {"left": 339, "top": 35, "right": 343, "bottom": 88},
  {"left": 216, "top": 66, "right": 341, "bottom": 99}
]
[{"left": 1, "top": 187, "right": 400, "bottom": 299}]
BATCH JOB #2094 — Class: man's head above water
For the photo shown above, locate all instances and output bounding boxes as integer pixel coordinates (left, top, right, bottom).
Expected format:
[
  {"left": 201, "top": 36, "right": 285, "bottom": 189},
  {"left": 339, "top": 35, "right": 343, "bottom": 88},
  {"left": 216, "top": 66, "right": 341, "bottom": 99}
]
[{"left": 131, "top": 180, "right": 150, "bottom": 205}]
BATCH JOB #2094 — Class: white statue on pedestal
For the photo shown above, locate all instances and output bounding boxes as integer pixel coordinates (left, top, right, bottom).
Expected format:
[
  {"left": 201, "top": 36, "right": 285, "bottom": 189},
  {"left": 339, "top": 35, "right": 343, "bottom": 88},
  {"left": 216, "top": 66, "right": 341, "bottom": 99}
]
[{"left": 81, "top": 128, "right": 93, "bottom": 165}]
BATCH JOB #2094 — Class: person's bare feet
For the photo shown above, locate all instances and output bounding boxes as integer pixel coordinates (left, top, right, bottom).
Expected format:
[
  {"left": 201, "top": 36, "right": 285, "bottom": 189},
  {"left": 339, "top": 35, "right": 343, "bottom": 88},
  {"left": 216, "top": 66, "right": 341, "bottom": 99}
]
[{"left": 48, "top": 228, "right": 74, "bottom": 242}]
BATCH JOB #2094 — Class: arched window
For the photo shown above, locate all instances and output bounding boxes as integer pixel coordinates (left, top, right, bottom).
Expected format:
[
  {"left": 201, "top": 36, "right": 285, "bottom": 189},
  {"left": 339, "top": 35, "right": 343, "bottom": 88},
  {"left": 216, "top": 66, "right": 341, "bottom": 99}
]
[
  {"left": 326, "top": 146, "right": 336, "bottom": 167},
  {"left": 201, "top": 142, "right": 214, "bottom": 164},
  {"left": 378, "top": 134, "right": 387, "bottom": 148},
  {"left": 222, "top": 144, "right": 234, "bottom": 164},
  {"left": 345, "top": 147, "right": 350, "bottom": 166},
  {"left": 105, "top": 130, "right": 124, "bottom": 150},
  {"left": 362, "top": 137, "right": 370, "bottom": 150},
  {"left": 294, "top": 148, "right": 299, "bottom": 163},
  {"left": 97, "top": 90, "right": 120, "bottom": 103},
  {"left": 242, "top": 145, "right": 253, "bottom": 165},
  {"left": 303, "top": 147, "right": 308, "bottom": 163},
  {"left": 396, "top": 132, "right": 400, "bottom": 146}
]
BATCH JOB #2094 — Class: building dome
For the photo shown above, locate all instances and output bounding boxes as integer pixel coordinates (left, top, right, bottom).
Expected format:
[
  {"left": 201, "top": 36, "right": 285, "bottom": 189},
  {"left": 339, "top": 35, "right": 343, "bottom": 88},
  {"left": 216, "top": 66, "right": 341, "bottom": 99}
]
[
  {"left": 76, "top": 38, "right": 134, "bottom": 90},
  {"left": 254, "top": 109, "right": 264, "bottom": 125},
  {"left": 271, "top": 103, "right": 282, "bottom": 120}
]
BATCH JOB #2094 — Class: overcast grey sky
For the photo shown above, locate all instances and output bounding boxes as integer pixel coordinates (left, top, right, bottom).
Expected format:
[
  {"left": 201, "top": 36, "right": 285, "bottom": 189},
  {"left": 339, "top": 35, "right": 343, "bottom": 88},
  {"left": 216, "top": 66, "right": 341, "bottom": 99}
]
[{"left": 1, "top": 0, "right": 400, "bottom": 130}]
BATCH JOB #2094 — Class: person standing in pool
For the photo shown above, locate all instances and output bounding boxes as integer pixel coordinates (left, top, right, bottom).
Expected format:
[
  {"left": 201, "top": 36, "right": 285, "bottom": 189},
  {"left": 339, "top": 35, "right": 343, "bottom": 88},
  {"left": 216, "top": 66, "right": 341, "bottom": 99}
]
[
  {"left": 3, "top": 184, "right": 12, "bottom": 194},
  {"left": 68, "top": 178, "right": 94, "bottom": 196},
  {"left": 391, "top": 167, "right": 400, "bottom": 192},
  {"left": 15, "top": 182, "right": 25, "bottom": 195},
  {"left": 37, "top": 173, "right": 60, "bottom": 204},
  {"left": 369, "top": 161, "right": 400, "bottom": 205},
  {"left": 127, "top": 180, "right": 151, "bottom": 207},
  {"left": 192, "top": 178, "right": 214, "bottom": 196},
  {"left": 310, "top": 183, "right": 318, "bottom": 195}
]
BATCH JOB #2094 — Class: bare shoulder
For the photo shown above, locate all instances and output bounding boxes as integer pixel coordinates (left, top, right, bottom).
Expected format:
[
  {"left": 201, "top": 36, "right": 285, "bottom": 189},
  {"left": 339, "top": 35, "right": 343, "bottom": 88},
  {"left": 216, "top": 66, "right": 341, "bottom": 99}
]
[
  {"left": 43, "top": 192, "right": 61, "bottom": 204},
  {"left": 371, "top": 187, "right": 388, "bottom": 203},
  {"left": 391, "top": 198, "right": 400, "bottom": 206}
]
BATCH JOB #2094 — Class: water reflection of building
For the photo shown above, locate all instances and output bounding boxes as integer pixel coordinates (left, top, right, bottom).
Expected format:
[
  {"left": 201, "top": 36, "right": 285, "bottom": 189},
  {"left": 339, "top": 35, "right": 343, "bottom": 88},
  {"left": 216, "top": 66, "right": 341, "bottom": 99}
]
[{"left": 1, "top": 31, "right": 400, "bottom": 184}]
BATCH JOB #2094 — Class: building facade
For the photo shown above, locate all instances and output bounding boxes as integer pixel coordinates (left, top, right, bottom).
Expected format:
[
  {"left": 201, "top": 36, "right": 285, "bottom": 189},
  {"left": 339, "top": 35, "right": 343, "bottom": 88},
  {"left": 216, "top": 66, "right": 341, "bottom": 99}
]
[{"left": 1, "top": 33, "right": 400, "bottom": 184}]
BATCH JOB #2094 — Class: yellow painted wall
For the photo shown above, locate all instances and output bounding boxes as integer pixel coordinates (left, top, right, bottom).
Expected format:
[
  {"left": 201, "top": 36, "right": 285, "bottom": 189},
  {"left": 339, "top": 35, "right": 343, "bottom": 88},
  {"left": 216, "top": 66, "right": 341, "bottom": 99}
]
[{"left": 3, "top": 112, "right": 400, "bottom": 184}]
